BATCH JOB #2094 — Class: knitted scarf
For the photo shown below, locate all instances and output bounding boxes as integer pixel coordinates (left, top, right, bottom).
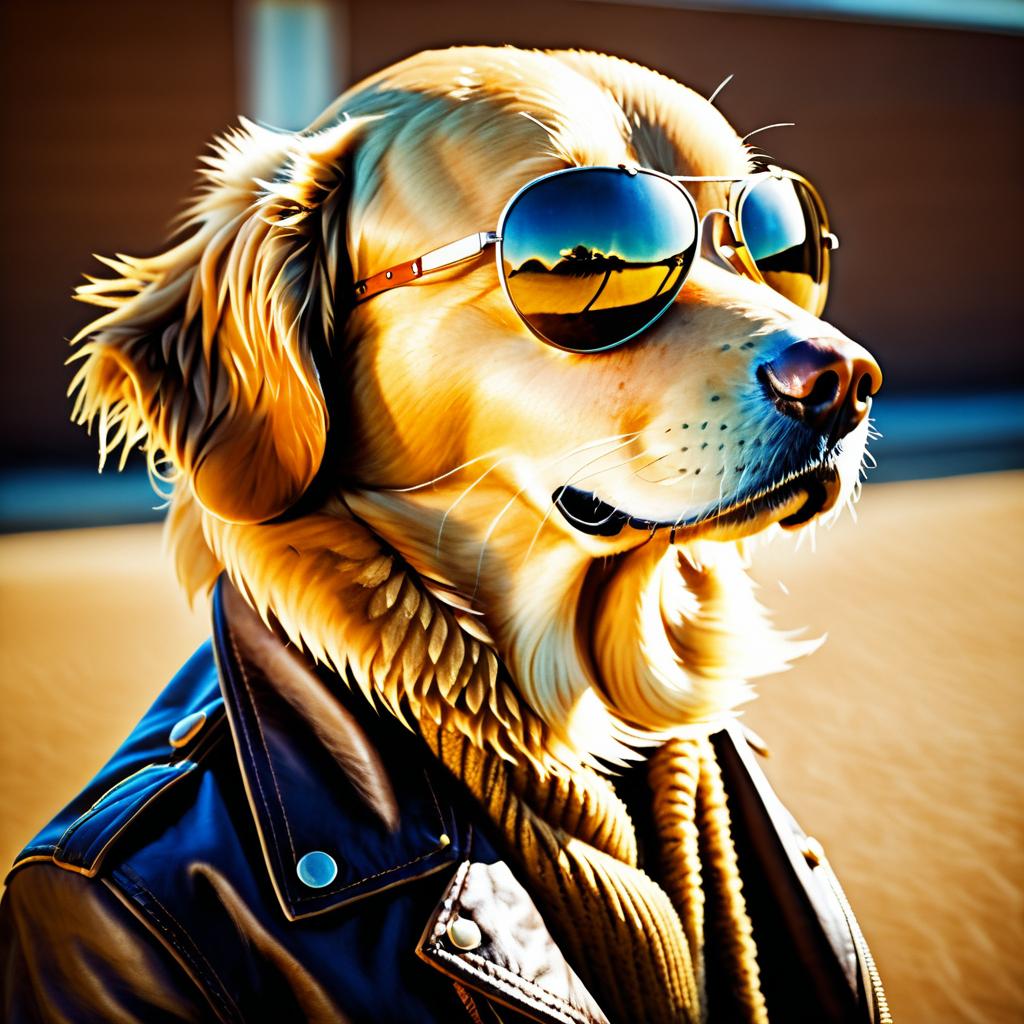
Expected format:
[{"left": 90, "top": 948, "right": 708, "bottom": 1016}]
[{"left": 421, "top": 726, "right": 769, "bottom": 1024}]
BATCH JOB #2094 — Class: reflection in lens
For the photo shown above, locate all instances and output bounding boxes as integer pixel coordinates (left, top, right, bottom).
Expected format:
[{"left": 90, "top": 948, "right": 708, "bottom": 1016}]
[
  {"left": 501, "top": 168, "right": 698, "bottom": 351},
  {"left": 739, "top": 176, "right": 828, "bottom": 315}
]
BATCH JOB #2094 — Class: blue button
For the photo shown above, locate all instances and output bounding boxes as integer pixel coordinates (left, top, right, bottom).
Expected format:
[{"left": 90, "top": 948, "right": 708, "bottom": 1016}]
[
  {"left": 296, "top": 851, "right": 338, "bottom": 889},
  {"left": 168, "top": 711, "right": 206, "bottom": 749}
]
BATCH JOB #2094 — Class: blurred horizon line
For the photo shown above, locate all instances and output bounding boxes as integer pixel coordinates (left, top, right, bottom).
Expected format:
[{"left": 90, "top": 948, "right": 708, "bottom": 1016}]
[{"left": 0, "top": 390, "right": 1020, "bottom": 534}]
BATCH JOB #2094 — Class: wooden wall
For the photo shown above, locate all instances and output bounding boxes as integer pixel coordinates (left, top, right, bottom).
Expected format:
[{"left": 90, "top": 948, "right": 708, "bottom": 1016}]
[
  {"left": 2, "top": 0, "right": 1020, "bottom": 464},
  {"left": 0, "top": 1, "right": 238, "bottom": 464}
]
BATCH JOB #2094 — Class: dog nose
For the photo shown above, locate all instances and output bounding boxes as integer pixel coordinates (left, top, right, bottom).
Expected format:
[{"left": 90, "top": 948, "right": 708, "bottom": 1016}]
[{"left": 759, "top": 338, "right": 882, "bottom": 441}]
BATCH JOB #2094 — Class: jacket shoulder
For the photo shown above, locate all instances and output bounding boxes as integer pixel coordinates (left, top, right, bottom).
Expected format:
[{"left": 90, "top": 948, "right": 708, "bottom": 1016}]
[
  {"left": 7, "top": 640, "right": 226, "bottom": 882},
  {"left": 1, "top": 860, "right": 213, "bottom": 1023}
]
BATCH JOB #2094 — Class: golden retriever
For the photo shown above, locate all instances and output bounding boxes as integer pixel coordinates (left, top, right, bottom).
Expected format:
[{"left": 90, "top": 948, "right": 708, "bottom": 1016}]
[{"left": 69, "top": 46, "right": 880, "bottom": 770}]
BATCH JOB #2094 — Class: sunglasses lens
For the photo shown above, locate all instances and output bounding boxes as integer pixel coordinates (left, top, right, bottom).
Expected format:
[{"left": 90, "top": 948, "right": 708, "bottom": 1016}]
[
  {"left": 501, "top": 168, "right": 698, "bottom": 352},
  {"left": 739, "top": 176, "right": 829, "bottom": 315}
]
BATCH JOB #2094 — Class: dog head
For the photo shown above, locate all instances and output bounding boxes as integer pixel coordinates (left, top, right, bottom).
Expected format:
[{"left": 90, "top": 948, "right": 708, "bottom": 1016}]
[{"left": 71, "top": 47, "right": 880, "bottom": 766}]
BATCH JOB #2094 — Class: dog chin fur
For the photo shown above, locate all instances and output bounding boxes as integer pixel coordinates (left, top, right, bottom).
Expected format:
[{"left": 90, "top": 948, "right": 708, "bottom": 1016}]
[{"left": 70, "top": 46, "right": 866, "bottom": 772}]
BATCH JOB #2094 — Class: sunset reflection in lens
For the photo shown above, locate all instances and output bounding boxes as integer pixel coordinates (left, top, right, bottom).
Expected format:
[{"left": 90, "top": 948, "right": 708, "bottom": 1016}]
[{"left": 501, "top": 168, "right": 698, "bottom": 352}]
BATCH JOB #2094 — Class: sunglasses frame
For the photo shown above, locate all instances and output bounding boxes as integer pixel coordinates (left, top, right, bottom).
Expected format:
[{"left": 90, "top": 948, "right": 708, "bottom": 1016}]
[{"left": 353, "top": 163, "right": 838, "bottom": 351}]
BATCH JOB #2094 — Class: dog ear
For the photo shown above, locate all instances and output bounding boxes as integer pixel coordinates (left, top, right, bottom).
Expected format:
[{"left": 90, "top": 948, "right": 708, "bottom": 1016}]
[{"left": 69, "top": 116, "right": 370, "bottom": 524}]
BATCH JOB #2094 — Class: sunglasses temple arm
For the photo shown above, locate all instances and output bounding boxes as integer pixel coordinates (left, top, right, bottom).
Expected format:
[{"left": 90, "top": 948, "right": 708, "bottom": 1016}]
[{"left": 354, "top": 230, "right": 499, "bottom": 302}]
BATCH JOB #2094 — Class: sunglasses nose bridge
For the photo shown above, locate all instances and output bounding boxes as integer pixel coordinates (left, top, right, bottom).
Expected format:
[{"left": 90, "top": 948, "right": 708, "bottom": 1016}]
[
  {"left": 698, "top": 206, "right": 733, "bottom": 229},
  {"left": 695, "top": 206, "right": 739, "bottom": 247},
  {"left": 695, "top": 207, "right": 741, "bottom": 273}
]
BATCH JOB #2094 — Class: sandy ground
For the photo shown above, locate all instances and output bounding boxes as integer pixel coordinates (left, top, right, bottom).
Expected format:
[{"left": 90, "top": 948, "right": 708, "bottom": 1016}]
[{"left": 1, "top": 471, "right": 1021, "bottom": 1023}]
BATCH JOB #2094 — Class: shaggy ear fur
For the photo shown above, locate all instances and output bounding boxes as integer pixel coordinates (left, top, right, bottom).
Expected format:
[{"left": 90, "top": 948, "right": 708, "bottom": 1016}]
[{"left": 69, "top": 115, "right": 370, "bottom": 524}]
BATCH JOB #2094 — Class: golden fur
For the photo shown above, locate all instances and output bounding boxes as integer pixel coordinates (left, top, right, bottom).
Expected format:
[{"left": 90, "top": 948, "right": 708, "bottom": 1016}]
[{"left": 69, "top": 47, "right": 872, "bottom": 771}]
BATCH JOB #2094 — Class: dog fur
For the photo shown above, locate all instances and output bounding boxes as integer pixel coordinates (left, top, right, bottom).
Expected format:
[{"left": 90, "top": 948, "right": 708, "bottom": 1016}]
[{"left": 69, "top": 47, "right": 874, "bottom": 771}]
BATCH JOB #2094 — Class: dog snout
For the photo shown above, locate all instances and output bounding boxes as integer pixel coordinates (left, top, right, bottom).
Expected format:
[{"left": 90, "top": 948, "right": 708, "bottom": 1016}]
[{"left": 759, "top": 337, "right": 882, "bottom": 442}]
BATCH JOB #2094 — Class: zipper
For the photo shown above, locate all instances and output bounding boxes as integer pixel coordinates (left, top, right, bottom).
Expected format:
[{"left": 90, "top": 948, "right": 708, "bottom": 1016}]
[{"left": 804, "top": 837, "right": 893, "bottom": 1024}]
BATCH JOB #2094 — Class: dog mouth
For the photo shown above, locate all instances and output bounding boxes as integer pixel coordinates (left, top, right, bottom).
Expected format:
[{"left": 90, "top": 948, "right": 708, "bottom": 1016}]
[{"left": 553, "top": 463, "right": 842, "bottom": 539}]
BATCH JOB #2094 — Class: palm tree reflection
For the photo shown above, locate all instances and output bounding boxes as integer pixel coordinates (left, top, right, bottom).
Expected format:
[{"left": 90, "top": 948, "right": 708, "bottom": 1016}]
[{"left": 509, "top": 244, "right": 688, "bottom": 315}]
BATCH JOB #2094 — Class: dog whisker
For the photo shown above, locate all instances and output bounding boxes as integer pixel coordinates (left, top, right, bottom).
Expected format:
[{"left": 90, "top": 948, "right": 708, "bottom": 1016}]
[
  {"left": 440, "top": 431, "right": 640, "bottom": 572},
  {"left": 434, "top": 421, "right": 636, "bottom": 559},
  {"left": 548, "top": 434, "right": 641, "bottom": 495},
  {"left": 715, "top": 455, "right": 729, "bottom": 516},
  {"left": 387, "top": 450, "right": 501, "bottom": 493},
  {"left": 436, "top": 455, "right": 508, "bottom": 556},
  {"left": 630, "top": 451, "right": 672, "bottom": 482},
  {"left": 730, "top": 436, "right": 760, "bottom": 511},
  {"left": 707, "top": 73, "right": 734, "bottom": 108},
  {"left": 471, "top": 484, "right": 532, "bottom": 600},
  {"left": 794, "top": 522, "right": 807, "bottom": 553},
  {"left": 520, "top": 434, "right": 640, "bottom": 566},
  {"left": 741, "top": 122, "right": 795, "bottom": 143},
  {"left": 572, "top": 447, "right": 652, "bottom": 487}
]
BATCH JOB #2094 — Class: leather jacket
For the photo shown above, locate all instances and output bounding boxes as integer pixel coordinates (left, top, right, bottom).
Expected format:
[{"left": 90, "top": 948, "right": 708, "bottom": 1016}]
[
  {"left": 1, "top": 579, "right": 607, "bottom": 1024},
  {"left": 1, "top": 577, "right": 882, "bottom": 1023}
]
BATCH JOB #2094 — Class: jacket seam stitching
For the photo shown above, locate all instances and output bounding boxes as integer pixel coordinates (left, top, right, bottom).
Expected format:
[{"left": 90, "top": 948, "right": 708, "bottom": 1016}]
[
  {"left": 53, "top": 788, "right": 124, "bottom": 856},
  {"left": 41, "top": 702, "right": 226, "bottom": 869},
  {"left": 114, "top": 866, "right": 240, "bottom": 1023},
  {"left": 226, "top": 628, "right": 297, "bottom": 865},
  {"left": 54, "top": 765, "right": 190, "bottom": 864},
  {"left": 79, "top": 763, "right": 204, "bottom": 870},
  {"left": 294, "top": 840, "right": 453, "bottom": 903},
  {"left": 13, "top": 730, "right": 222, "bottom": 871},
  {"left": 431, "top": 947, "right": 583, "bottom": 1024},
  {"left": 287, "top": 756, "right": 451, "bottom": 904},
  {"left": 54, "top": 763, "right": 160, "bottom": 852}
]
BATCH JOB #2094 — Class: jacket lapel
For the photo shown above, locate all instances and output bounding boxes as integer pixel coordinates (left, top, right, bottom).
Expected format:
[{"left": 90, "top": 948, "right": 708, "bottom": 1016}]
[
  {"left": 417, "top": 860, "right": 611, "bottom": 1024},
  {"left": 212, "top": 578, "right": 461, "bottom": 920},
  {"left": 213, "top": 577, "right": 610, "bottom": 1023}
]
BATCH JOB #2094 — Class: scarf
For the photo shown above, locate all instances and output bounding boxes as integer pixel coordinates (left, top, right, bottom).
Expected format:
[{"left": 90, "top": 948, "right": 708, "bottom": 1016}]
[{"left": 421, "top": 726, "right": 769, "bottom": 1024}]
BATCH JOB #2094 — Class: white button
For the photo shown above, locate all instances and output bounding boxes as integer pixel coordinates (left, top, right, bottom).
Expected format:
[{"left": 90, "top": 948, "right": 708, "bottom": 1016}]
[
  {"left": 446, "top": 916, "right": 482, "bottom": 951},
  {"left": 802, "top": 836, "right": 826, "bottom": 868}
]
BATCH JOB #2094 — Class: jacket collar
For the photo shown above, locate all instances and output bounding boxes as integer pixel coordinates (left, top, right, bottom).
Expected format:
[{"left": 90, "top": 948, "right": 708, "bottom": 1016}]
[
  {"left": 212, "top": 576, "right": 463, "bottom": 921},
  {"left": 211, "top": 576, "right": 610, "bottom": 1024}
]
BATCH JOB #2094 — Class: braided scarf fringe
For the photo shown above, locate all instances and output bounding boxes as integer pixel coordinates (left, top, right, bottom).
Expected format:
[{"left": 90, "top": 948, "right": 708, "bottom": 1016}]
[
  {"left": 424, "top": 726, "right": 769, "bottom": 1024},
  {"left": 651, "top": 739, "right": 769, "bottom": 1024}
]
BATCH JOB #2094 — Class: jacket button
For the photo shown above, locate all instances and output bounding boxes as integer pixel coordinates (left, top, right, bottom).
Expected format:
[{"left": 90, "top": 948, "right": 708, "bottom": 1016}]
[
  {"left": 169, "top": 711, "right": 206, "bottom": 749},
  {"left": 802, "top": 836, "right": 826, "bottom": 868},
  {"left": 446, "top": 916, "right": 482, "bottom": 951},
  {"left": 296, "top": 851, "right": 338, "bottom": 889}
]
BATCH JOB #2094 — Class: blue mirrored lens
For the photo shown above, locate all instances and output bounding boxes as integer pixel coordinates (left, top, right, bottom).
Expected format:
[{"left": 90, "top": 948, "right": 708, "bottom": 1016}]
[
  {"left": 739, "top": 175, "right": 827, "bottom": 314},
  {"left": 501, "top": 168, "right": 698, "bottom": 352}
]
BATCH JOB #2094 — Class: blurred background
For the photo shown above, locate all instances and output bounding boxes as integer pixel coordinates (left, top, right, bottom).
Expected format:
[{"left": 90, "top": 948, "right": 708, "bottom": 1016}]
[{"left": 0, "top": 2, "right": 1021, "bottom": 1021}]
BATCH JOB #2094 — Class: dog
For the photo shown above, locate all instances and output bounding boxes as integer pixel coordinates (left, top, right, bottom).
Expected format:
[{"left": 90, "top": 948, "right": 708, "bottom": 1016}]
[
  {"left": 2, "top": 47, "right": 883, "bottom": 1023},
  {"left": 71, "top": 44, "right": 880, "bottom": 764}
]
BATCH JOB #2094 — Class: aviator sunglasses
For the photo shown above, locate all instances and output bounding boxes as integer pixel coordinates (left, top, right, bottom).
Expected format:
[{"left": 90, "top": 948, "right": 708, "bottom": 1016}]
[{"left": 353, "top": 164, "right": 838, "bottom": 354}]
